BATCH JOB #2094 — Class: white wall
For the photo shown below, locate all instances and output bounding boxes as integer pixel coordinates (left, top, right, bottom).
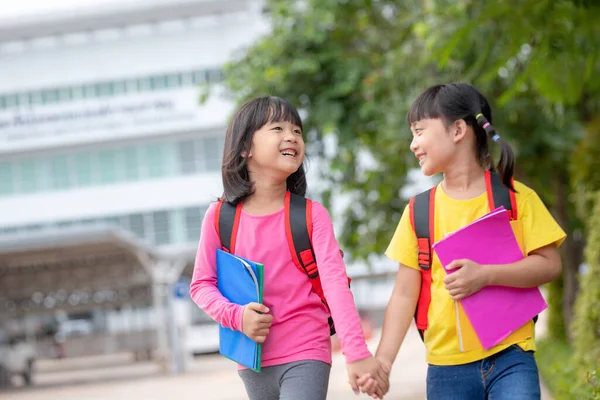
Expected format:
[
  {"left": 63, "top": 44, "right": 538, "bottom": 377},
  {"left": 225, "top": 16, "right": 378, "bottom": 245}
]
[{"left": 0, "top": 7, "right": 269, "bottom": 92}]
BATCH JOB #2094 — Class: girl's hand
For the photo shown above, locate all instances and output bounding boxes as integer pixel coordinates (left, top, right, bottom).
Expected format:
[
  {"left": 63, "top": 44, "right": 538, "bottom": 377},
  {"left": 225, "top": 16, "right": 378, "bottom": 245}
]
[
  {"left": 347, "top": 355, "right": 389, "bottom": 398},
  {"left": 356, "top": 356, "right": 392, "bottom": 398},
  {"left": 241, "top": 303, "right": 273, "bottom": 343},
  {"left": 444, "top": 259, "right": 489, "bottom": 300}
]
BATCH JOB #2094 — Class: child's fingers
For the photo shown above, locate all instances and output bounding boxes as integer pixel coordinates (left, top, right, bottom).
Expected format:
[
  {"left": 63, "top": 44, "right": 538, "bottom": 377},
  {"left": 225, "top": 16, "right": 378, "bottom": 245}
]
[
  {"left": 348, "top": 376, "right": 360, "bottom": 395},
  {"left": 361, "top": 378, "right": 378, "bottom": 396},
  {"left": 356, "top": 373, "right": 372, "bottom": 387}
]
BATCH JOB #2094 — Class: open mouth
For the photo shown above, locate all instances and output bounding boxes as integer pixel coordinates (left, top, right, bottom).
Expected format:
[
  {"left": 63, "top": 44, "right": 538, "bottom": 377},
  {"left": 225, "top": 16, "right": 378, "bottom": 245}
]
[{"left": 280, "top": 149, "right": 297, "bottom": 158}]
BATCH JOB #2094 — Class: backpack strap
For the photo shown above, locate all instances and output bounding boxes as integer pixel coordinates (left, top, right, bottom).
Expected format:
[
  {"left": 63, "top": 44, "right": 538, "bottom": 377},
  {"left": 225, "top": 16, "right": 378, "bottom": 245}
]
[
  {"left": 215, "top": 199, "right": 242, "bottom": 253},
  {"left": 214, "top": 193, "right": 347, "bottom": 336},
  {"left": 285, "top": 191, "right": 349, "bottom": 336},
  {"left": 409, "top": 186, "right": 437, "bottom": 340},
  {"left": 484, "top": 170, "right": 518, "bottom": 220},
  {"left": 409, "top": 172, "right": 522, "bottom": 342}
]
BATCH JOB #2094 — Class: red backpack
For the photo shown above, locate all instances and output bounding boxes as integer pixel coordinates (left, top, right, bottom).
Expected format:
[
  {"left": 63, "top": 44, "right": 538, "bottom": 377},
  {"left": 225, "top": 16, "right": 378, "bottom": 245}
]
[
  {"left": 409, "top": 170, "right": 527, "bottom": 340},
  {"left": 214, "top": 191, "right": 350, "bottom": 335}
]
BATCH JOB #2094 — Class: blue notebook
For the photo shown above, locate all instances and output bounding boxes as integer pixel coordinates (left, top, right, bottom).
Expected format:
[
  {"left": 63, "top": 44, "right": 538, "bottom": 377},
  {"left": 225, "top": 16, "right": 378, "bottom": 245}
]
[{"left": 216, "top": 249, "right": 264, "bottom": 372}]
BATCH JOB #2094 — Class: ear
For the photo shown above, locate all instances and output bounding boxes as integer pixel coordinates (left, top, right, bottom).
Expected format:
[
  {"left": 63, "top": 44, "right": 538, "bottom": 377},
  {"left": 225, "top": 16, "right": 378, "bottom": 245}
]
[
  {"left": 452, "top": 119, "right": 469, "bottom": 143},
  {"left": 241, "top": 146, "right": 252, "bottom": 158}
]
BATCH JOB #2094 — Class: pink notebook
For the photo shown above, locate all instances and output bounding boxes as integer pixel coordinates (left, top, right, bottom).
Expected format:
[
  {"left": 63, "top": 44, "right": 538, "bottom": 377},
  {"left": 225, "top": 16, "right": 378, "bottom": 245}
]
[{"left": 431, "top": 207, "right": 547, "bottom": 350}]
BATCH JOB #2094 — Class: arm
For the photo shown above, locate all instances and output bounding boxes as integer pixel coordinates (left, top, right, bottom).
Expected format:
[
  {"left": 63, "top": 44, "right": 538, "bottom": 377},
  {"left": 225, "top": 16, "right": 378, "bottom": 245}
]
[
  {"left": 445, "top": 187, "right": 567, "bottom": 299},
  {"left": 484, "top": 244, "right": 562, "bottom": 287},
  {"left": 189, "top": 203, "right": 244, "bottom": 331},
  {"left": 375, "top": 264, "right": 421, "bottom": 367},
  {"left": 310, "top": 202, "right": 371, "bottom": 363}
]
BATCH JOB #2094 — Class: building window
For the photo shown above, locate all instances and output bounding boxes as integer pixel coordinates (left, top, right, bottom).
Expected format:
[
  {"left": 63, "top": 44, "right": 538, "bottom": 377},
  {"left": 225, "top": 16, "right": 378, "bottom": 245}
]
[
  {"left": 0, "top": 163, "right": 13, "bottom": 195},
  {"left": 1, "top": 204, "right": 208, "bottom": 245},
  {"left": 51, "top": 156, "right": 71, "bottom": 189},
  {"left": 203, "top": 137, "right": 222, "bottom": 171},
  {"left": 18, "top": 161, "right": 38, "bottom": 193},
  {"left": 152, "top": 211, "right": 170, "bottom": 245},
  {"left": 184, "top": 206, "right": 204, "bottom": 242},
  {"left": 178, "top": 140, "right": 197, "bottom": 174},
  {"left": 0, "top": 136, "right": 223, "bottom": 197},
  {"left": 74, "top": 154, "right": 93, "bottom": 187},
  {"left": 126, "top": 214, "right": 146, "bottom": 239},
  {"left": 98, "top": 150, "right": 118, "bottom": 184}
]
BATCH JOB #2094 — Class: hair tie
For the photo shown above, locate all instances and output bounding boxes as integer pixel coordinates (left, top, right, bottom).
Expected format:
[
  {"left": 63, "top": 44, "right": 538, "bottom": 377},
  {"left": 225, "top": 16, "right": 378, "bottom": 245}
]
[{"left": 492, "top": 134, "right": 500, "bottom": 142}]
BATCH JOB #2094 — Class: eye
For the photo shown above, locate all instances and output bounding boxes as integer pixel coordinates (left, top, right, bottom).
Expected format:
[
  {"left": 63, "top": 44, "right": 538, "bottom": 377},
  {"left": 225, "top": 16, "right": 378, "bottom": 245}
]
[
  {"left": 294, "top": 129, "right": 302, "bottom": 135},
  {"left": 414, "top": 128, "right": 423, "bottom": 135},
  {"left": 272, "top": 126, "right": 282, "bottom": 131}
]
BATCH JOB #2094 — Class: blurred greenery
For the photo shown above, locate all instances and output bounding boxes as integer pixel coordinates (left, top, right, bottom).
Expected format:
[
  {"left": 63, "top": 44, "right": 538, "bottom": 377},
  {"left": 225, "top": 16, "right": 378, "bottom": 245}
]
[{"left": 215, "top": 0, "right": 600, "bottom": 396}]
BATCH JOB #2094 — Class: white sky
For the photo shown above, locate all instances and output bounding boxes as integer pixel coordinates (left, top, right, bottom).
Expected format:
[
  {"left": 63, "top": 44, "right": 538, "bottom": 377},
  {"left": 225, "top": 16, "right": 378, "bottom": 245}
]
[{"left": 0, "top": 0, "right": 143, "bottom": 19}]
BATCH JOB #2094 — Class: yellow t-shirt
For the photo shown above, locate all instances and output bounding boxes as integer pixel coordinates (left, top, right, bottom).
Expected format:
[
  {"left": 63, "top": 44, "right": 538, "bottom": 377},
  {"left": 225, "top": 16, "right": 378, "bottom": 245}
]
[{"left": 385, "top": 179, "right": 566, "bottom": 366}]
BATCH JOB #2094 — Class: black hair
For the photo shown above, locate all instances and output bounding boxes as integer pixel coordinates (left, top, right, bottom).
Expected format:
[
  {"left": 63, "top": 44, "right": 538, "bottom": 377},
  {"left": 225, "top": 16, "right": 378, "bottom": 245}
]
[
  {"left": 221, "top": 96, "right": 307, "bottom": 204},
  {"left": 407, "top": 83, "right": 515, "bottom": 191}
]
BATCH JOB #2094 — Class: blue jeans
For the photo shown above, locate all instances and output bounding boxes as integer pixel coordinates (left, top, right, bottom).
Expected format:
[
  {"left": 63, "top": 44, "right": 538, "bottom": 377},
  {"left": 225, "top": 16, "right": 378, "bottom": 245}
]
[{"left": 427, "top": 345, "right": 541, "bottom": 400}]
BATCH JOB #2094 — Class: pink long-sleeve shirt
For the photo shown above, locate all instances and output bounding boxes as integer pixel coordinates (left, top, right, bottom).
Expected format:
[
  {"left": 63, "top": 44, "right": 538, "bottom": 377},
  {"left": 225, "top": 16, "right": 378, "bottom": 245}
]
[{"left": 190, "top": 200, "right": 371, "bottom": 368}]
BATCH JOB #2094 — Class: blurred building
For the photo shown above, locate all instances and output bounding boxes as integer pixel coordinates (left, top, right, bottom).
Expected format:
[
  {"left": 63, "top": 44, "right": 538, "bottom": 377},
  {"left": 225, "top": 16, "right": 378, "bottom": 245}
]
[
  {"left": 0, "top": 0, "right": 269, "bottom": 360},
  {"left": 0, "top": 1, "right": 409, "bottom": 376}
]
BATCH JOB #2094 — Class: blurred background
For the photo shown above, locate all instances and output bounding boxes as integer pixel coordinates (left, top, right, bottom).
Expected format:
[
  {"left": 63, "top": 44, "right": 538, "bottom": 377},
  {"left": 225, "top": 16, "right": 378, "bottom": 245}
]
[{"left": 0, "top": 0, "right": 598, "bottom": 399}]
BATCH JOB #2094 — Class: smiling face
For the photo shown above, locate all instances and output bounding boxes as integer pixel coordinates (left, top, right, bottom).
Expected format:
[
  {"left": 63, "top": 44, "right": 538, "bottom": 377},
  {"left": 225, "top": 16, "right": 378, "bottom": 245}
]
[
  {"left": 246, "top": 118, "right": 305, "bottom": 179},
  {"left": 409, "top": 118, "right": 458, "bottom": 176}
]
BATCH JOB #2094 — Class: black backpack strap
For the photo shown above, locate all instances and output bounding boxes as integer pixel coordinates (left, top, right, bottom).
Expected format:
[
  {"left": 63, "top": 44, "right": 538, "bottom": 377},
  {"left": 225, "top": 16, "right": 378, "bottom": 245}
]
[
  {"left": 215, "top": 199, "right": 242, "bottom": 253},
  {"left": 485, "top": 171, "right": 518, "bottom": 220},
  {"left": 286, "top": 192, "right": 318, "bottom": 278}
]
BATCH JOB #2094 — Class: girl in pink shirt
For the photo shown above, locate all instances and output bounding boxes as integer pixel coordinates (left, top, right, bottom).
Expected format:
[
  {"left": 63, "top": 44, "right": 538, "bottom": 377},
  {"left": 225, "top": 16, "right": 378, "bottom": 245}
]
[{"left": 190, "top": 96, "right": 388, "bottom": 399}]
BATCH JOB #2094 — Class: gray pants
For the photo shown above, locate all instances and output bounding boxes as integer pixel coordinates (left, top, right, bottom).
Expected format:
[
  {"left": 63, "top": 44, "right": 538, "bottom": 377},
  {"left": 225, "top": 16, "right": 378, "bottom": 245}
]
[{"left": 238, "top": 360, "right": 331, "bottom": 400}]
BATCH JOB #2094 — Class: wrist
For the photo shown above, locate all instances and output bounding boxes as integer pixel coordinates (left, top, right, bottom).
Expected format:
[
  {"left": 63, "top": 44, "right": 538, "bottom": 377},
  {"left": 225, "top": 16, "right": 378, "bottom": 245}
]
[
  {"left": 482, "top": 264, "right": 495, "bottom": 286},
  {"left": 375, "top": 351, "right": 394, "bottom": 367}
]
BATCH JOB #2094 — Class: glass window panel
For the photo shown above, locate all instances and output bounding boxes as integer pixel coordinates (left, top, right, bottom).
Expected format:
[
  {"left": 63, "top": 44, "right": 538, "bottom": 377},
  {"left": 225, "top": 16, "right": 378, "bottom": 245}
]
[
  {"left": 152, "top": 211, "right": 170, "bottom": 245},
  {"left": 122, "top": 147, "right": 140, "bottom": 181},
  {"left": 203, "top": 137, "right": 221, "bottom": 172},
  {"left": 51, "top": 156, "right": 71, "bottom": 189},
  {"left": 42, "top": 90, "right": 58, "bottom": 104},
  {"left": 113, "top": 81, "right": 126, "bottom": 94},
  {"left": 5, "top": 96, "right": 17, "bottom": 108},
  {"left": 98, "top": 150, "right": 117, "bottom": 184},
  {"left": 151, "top": 75, "right": 168, "bottom": 90},
  {"left": 184, "top": 206, "right": 204, "bottom": 242},
  {"left": 126, "top": 214, "right": 145, "bottom": 238},
  {"left": 0, "top": 162, "right": 14, "bottom": 195},
  {"left": 71, "top": 86, "right": 84, "bottom": 99},
  {"left": 98, "top": 83, "right": 113, "bottom": 97},
  {"left": 207, "top": 69, "right": 223, "bottom": 83},
  {"left": 146, "top": 144, "right": 167, "bottom": 178},
  {"left": 180, "top": 72, "right": 193, "bottom": 86},
  {"left": 192, "top": 70, "right": 206, "bottom": 84},
  {"left": 18, "top": 160, "right": 38, "bottom": 193},
  {"left": 178, "top": 140, "right": 197, "bottom": 174},
  {"left": 138, "top": 78, "right": 151, "bottom": 91},
  {"left": 167, "top": 74, "right": 180, "bottom": 87},
  {"left": 74, "top": 154, "right": 93, "bottom": 187},
  {"left": 84, "top": 85, "right": 97, "bottom": 98}
]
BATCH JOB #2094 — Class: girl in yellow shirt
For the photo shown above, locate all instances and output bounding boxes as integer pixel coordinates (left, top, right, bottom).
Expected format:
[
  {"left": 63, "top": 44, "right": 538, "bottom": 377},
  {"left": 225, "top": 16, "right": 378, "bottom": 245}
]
[{"left": 360, "top": 83, "right": 566, "bottom": 399}]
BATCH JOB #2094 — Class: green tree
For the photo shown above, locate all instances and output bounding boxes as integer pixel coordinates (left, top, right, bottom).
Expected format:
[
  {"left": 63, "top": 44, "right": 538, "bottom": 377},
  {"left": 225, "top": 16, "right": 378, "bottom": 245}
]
[{"left": 219, "top": 0, "right": 600, "bottom": 339}]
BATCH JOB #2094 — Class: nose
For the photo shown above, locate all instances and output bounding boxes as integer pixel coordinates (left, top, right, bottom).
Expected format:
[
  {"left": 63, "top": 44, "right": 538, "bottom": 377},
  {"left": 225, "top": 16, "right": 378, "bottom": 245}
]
[
  {"left": 410, "top": 136, "right": 418, "bottom": 152},
  {"left": 283, "top": 129, "right": 297, "bottom": 143}
]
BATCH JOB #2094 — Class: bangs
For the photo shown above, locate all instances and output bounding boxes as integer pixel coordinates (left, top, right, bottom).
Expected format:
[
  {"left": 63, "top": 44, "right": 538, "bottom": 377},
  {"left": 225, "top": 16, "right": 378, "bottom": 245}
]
[
  {"left": 407, "top": 85, "right": 445, "bottom": 125},
  {"left": 262, "top": 96, "right": 303, "bottom": 130}
]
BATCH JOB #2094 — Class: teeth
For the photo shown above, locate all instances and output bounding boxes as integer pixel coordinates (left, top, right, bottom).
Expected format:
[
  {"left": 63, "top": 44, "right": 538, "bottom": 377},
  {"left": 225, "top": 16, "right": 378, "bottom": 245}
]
[{"left": 281, "top": 150, "right": 296, "bottom": 156}]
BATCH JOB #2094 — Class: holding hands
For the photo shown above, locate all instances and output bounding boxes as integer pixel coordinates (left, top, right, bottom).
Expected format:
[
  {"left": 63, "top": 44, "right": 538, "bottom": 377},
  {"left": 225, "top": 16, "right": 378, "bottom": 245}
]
[{"left": 348, "top": 355, "right": 391, "bottom": 398}]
